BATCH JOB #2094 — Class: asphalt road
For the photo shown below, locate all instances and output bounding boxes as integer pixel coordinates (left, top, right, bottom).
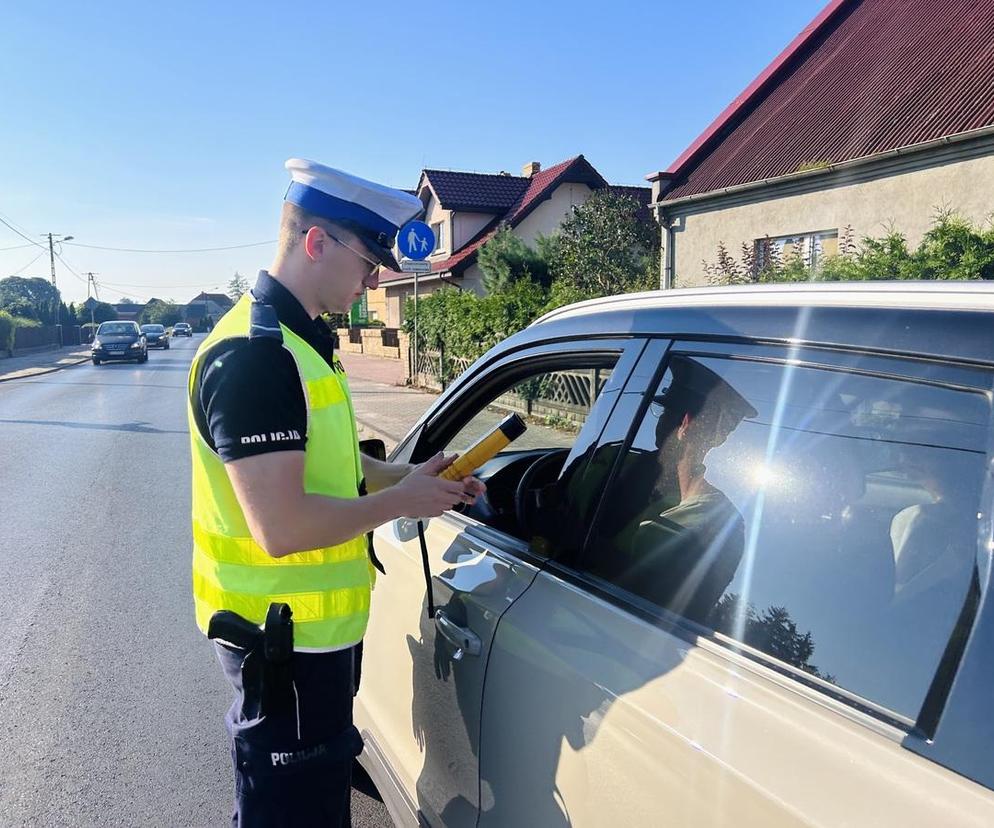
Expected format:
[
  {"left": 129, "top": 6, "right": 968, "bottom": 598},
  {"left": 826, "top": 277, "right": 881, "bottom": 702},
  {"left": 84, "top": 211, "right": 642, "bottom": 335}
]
[{"left": 0, "top": 336, "right": 392, "bottom": 827}]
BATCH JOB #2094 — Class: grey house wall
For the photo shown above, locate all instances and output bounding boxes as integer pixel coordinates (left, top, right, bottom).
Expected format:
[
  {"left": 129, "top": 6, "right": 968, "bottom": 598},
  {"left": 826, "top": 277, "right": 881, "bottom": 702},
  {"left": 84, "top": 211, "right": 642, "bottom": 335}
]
[{"left": 658, "top": 131, "right": 994, "bottom": 288}]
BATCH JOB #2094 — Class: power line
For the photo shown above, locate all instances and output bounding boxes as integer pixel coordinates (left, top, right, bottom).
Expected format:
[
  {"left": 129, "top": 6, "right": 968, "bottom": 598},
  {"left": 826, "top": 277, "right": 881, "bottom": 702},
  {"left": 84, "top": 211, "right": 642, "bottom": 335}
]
[
  {"left": 0, "top": 242, "right": 38, "bottom": 251},
  {"left": 97, "top": 278, "right": 223, "bottom": 289},
  {"left": 8, "top": 251, "right": 46, "bottom": 276},
  {"left": 53, "top": 250, "right": 90, "bottom": 284},
  {"left": 64, "top": 239, "right": 276, "bottom": 253},
  {"left": 0, "top": 215, "right": 48, "bottom": 251}
]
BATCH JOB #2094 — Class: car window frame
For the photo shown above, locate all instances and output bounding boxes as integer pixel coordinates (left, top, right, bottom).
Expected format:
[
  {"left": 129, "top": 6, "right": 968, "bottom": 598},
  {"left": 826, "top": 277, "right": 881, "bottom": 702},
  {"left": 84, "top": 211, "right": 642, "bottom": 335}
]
[
  {"left": 97, "top": 322, "right": 140, "bottom": 336},
  {"left": 402, "top": 337, "right": 648, "bottom": 565},
  {"left": 547, "top": 336, "right": 994, "bottom": 741}
]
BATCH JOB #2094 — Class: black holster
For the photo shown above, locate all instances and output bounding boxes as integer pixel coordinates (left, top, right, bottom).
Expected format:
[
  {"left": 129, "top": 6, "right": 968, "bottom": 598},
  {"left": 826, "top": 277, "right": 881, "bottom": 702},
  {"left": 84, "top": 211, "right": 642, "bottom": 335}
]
[{"left": 208, "top": 603, "right": 295, "bottom": 716}]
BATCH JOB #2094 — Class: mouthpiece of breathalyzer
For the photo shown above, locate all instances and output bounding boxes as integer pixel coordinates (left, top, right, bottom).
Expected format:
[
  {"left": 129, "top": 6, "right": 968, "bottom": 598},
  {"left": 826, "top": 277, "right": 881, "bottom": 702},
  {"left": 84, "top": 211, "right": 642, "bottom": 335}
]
[{"left": 438, "top": 413, "right": 527, "bottom": 481}]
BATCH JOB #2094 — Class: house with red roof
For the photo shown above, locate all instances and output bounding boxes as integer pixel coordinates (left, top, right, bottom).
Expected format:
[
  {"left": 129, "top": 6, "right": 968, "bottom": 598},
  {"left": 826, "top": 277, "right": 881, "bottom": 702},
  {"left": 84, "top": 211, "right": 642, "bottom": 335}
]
[
  {"left": 184, "top": 291, "right": 233, "bottom": 330},
  {"left": 370, "top": 156, "right": 650, "bottom": 327},
  {"left": 648, "top": 0, "right": 994, "bottom": 288}
]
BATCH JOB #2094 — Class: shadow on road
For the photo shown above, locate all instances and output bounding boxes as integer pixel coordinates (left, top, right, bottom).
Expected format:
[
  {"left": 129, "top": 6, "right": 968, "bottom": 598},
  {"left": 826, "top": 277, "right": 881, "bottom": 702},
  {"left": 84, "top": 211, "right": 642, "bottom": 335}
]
[{"left": 0, "top": 418, "right": 188, "bottom": 435}]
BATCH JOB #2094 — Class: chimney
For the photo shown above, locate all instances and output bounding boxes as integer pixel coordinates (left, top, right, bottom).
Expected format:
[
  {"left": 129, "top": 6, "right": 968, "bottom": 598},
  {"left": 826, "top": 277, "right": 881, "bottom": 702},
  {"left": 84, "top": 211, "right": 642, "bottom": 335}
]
[{"left": 521, "top": 161, "right": 541, "bottom": 178}]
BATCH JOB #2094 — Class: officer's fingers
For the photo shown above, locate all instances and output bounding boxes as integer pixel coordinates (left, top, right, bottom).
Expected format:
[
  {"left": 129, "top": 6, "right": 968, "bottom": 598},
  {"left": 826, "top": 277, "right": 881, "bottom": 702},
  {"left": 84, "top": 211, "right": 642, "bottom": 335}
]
[
  {"left": 462, "top": 477, "right": 486, "bottom": 495},
  {"left": 417, "top": 452, "right": 448, "bottom": 474},
  {"left": 438, "top": 479, "right": 467, "bottom": 498}
]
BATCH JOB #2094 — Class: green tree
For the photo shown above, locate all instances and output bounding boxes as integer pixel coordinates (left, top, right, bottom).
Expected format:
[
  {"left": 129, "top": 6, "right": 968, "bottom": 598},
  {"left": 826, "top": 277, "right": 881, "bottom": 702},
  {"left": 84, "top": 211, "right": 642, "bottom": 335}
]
[
  {"left": 477, "top": 225, "right": 550, "bottom": 292},
  {"left": 89, "top": 302, "right": 118, "bottom": 324},
  {"left": 141, "top": 299, "right": 183, "bottom": 326},
  {"left": 0, "top": 276, "right": 62, "bottom": 323},
  {"left": 545, "top": 190, "right": 659, "bottom": 304},
  {"left": 227, "top": 271, "right": 249, "bottom": 302}
]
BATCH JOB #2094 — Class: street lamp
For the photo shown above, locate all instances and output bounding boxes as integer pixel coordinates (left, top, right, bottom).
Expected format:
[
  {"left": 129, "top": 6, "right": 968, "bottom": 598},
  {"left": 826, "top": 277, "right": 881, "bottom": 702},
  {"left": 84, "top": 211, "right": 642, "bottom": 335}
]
[{"left": 43, "top": 233, "right": 74, "bottom": 345}]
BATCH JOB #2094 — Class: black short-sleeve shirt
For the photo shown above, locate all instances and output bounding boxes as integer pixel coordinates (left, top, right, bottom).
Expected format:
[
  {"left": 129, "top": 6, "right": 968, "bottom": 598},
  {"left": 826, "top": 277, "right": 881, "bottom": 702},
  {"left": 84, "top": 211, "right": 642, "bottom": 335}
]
[{"left": 191, "top": 271, "right": 341, "bottom": 463}]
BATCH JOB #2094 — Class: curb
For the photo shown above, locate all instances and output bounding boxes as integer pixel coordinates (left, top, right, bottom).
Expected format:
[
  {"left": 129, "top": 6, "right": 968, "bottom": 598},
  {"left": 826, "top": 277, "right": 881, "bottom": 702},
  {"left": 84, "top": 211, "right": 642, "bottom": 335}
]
[{"left": 0, "top": 355, "right": 92, "bottom": 384}]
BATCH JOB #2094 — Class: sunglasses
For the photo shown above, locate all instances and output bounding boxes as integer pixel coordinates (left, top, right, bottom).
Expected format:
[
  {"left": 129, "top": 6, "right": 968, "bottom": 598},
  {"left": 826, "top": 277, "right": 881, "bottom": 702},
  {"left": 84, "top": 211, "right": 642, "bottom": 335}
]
[{"left": 302, "top": 228, "right": 380, "bottom": 275}]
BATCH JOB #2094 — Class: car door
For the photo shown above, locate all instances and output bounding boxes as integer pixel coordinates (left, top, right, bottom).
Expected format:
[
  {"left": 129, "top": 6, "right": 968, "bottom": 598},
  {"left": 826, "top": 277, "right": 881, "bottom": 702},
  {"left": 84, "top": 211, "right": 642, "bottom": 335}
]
[
  {"left": 478, "top": 340, "right": 994, "bottom": 826},
  {"left": 354, "top": 338, "right": 646, "bottom": 828}
]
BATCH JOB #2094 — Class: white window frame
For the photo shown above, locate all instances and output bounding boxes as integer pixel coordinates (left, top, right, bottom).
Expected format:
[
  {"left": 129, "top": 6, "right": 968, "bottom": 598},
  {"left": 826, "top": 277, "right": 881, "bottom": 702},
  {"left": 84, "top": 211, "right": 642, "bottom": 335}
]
[
  {"left": 431, "top": 220, "right": 446, "bottom": 255},
  {"left": 756, "top": 229, "right": 839, "bottom": 269}
]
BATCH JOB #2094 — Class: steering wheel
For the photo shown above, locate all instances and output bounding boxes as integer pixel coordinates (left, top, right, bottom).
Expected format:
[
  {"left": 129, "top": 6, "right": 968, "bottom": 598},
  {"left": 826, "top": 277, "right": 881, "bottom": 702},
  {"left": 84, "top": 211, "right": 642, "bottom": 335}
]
[{"left": 514, "top": 449, "right": 570, "bottom": 537}]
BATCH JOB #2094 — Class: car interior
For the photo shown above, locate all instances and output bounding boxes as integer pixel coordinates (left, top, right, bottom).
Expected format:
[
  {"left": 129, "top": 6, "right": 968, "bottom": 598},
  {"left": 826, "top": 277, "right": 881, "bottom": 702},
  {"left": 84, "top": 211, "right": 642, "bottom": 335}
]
[{"left": 419, "top": 360, "right": 617, "bottom": 544}]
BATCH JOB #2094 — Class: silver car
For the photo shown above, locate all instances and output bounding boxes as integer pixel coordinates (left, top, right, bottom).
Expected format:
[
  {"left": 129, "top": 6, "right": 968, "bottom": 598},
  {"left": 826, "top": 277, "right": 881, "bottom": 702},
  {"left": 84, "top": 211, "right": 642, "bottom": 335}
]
[{"left": 356, "top": 282, "right": 994, "bottom": 827}]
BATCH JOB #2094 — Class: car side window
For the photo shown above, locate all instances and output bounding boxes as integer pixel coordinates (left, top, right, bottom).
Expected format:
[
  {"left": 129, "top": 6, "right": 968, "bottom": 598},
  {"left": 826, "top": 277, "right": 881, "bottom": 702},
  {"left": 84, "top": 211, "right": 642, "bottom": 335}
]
[
  {"left": 582, "top": 352, "right": 991, "bottom": 720},
  {"left": 445, "top": 366, "right": 613, "bottom": 454},
  {"left": 434, "top": 362, "right": 619, "bottom": 543}
]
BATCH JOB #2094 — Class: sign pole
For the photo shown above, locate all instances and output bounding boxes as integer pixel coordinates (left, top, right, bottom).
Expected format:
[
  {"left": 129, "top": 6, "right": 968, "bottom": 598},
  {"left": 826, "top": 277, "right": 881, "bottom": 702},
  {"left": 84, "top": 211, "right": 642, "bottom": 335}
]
[
  {"left": 413, "top": 270, "right": 419, "bottom": 384},
  {"left": 397, "top": 219, "right": 436, "bottom": 388}
]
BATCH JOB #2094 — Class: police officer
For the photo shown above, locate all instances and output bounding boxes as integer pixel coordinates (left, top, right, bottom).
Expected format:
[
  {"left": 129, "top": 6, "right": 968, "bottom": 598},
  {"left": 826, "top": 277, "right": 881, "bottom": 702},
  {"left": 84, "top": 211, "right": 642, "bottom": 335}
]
[{"left": 187, "top": 158, "right": 485, "bottom": 826}]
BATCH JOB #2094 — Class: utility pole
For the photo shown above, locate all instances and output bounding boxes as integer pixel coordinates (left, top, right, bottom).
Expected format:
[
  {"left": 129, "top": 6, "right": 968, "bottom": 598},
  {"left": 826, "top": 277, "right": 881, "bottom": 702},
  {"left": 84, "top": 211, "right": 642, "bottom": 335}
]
[
  {"left": 44, "top": 232, "right": 73, "bottom": 346},
  {"left": 84, "top": 272, "right": 100, "bottom": 333}
]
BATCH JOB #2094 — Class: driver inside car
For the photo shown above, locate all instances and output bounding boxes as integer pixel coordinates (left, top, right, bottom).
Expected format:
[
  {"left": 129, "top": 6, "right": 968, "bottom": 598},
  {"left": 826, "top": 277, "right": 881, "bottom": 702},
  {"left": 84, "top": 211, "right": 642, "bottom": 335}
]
[{"left": 602, "top": 357, "right": 758, "bottom": 624}]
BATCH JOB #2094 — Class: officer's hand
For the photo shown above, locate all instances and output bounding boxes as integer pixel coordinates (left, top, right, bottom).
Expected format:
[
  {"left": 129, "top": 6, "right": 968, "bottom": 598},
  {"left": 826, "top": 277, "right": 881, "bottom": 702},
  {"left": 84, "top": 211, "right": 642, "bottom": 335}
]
[
  {"left": 393, "top": 453, "right": 474, "bottom": 518},
  {"left": 414, "top": 452, "right": 487, "bottom": 506}
]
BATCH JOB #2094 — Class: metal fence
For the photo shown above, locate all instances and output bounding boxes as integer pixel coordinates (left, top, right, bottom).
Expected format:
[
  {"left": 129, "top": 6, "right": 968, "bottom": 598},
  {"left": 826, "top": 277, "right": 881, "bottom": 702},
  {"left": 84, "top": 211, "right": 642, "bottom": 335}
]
[
  {"left": 410, "top": 342, "right": 609, "bottom": 424},
  {"left": 12, "top": 325, "right": 59, "bottom": 352}
]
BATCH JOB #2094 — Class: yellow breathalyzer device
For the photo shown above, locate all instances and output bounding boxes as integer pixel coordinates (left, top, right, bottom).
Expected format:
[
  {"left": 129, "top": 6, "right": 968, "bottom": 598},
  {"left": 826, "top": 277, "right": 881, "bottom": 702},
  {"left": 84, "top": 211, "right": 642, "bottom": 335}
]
[{"left": 439, "top": 413, "right": 527, "bottom": 480}]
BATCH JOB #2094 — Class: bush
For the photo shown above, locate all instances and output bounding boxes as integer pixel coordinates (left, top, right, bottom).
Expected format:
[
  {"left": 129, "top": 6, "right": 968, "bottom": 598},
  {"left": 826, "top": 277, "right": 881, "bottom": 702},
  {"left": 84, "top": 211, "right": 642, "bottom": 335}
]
[
  {"left": 0, "top": 310, "right": 14, "bottom": 355},
  {"left": 403, "top": 279, "right": 550, "bottom": 384},
  {"left": 0, "top": 311, "right": 40, "bottom": 356},
  {"left": 703, "top": 211, "right": 994, "bottom": 286}
]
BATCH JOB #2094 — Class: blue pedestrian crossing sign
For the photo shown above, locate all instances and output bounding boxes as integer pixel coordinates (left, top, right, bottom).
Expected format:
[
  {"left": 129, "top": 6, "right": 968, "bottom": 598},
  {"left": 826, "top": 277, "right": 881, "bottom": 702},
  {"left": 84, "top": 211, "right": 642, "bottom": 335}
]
[{"left": 398, "top": 220, "right": 435, "bottom": 261}]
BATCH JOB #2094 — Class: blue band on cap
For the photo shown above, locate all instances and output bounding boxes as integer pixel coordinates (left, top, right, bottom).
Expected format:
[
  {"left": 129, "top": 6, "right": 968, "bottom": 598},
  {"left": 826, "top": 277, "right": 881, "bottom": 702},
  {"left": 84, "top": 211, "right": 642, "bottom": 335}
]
[{"left": 285, "top": 182, "right": 396, "bottom": 237}]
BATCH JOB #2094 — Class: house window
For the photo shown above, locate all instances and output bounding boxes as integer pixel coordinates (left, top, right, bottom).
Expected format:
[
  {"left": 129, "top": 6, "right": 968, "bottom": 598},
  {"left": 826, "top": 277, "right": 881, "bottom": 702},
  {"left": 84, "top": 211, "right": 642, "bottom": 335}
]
[
  {"left": 756, "top": 230, "right": 838, "bottom": 269},
  {"left": 431, "top": 221, "right": 445, "bottom": 254}
]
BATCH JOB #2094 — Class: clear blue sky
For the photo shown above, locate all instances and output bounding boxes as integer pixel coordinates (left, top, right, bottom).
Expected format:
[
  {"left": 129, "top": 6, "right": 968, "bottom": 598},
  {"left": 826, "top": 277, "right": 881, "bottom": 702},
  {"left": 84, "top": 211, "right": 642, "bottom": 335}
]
[{"left": 0, "top": 0, "right": 826, "bottom": 305}]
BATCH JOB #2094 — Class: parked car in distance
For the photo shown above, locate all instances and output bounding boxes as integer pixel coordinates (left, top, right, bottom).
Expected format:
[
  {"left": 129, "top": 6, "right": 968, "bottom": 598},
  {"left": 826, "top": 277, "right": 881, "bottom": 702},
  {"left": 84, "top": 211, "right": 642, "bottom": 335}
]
[
  {"left": 91, "top": 321, "right": 147, "bottom": 365},
  {"left": 140, "top": 324, "right": 170, "bottom": 349},
  {"left": 172, "top": 322, "right": 192, "bottom": 337},
  {"left": 355, "top": 282, "right": 994, "bottom": 828}
]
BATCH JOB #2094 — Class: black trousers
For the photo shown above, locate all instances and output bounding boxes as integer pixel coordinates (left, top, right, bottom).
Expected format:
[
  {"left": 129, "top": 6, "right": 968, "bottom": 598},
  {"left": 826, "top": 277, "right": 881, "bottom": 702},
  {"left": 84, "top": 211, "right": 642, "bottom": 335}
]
[{"left": 215, "top": 642, "right": 363, "bottom": 828}]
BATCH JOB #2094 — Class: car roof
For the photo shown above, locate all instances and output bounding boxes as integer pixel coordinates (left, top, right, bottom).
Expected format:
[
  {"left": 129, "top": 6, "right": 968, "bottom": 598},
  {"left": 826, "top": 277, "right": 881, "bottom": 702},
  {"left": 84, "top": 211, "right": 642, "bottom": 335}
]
[
  {"left": 516, "top": 282, "right": 994, "bottom": 367},
  {"left": 536, "top": 282, "right": 994, "bottom": 323}
]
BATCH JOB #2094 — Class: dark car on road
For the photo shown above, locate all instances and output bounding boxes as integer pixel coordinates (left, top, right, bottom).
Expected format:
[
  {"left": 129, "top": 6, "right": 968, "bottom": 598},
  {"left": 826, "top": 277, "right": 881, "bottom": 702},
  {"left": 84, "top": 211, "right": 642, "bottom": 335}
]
[
  {"left": 91, "top": 321, "right": 148, "bottom": 365},
  {"left": 172, "top": 322, "right": 192, "bottom": 337},
  {"left": 140, "top": 324, "right": 170, "bottom": 350}
]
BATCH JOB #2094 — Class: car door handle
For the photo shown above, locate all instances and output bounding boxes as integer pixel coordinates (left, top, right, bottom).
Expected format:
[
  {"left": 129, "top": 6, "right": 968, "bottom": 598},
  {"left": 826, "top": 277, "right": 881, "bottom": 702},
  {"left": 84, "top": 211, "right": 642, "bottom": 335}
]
[{"left": 434, "top": 610, "right": 482, "bottom": 660}]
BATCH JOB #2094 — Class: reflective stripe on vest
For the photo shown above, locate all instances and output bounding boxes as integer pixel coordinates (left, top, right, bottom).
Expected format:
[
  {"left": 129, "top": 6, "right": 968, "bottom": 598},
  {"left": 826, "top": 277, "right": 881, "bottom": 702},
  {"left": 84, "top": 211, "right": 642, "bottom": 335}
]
[{"left": 186, "top": 295, "right": 373, "bottom": 651}]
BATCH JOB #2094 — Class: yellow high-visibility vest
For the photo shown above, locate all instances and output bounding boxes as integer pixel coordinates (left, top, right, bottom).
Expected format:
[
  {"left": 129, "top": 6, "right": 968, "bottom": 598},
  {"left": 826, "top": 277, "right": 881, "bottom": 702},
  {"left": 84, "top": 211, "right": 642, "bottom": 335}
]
[{"left": 186, "top": 295, "right": 372, "bottom": 651}]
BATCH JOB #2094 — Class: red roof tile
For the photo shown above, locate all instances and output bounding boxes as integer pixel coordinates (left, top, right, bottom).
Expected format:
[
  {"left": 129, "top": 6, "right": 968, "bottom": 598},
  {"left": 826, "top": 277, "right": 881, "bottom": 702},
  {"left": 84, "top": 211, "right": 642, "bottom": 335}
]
[
  {"left": 379, "top": 156, "right": 648, "bottom": 283},
  {"left": 423, "top": 170, "right": 530, "bottom": 212},
  {"left": 661, "top": 0, "right": 994, "bottom": 201}
]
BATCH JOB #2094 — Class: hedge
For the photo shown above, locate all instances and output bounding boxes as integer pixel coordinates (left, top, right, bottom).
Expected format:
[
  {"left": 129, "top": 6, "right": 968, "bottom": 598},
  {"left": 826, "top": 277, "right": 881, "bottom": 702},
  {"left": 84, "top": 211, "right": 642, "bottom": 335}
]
[{"left": 0, "top": 311, "right": 39, "bottom": 356}]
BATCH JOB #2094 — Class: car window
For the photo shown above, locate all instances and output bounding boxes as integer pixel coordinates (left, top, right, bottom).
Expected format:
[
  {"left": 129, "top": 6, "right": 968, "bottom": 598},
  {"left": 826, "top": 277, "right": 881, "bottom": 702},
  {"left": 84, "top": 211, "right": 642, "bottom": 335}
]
[
  {"left": 438, "top": 362, "right": 618, "bottom": 542},
  {"left": 141, "top": 325, "right": 164, "bottom": 332},
  {"left": 97, "top": 323, "right": 137, "bottom": 335},
  {"left": 582, "top": 352, "right": 991, "bottom": 720},
  {"left": 444, "top": 367, "right": 614, "bottom": 454}
]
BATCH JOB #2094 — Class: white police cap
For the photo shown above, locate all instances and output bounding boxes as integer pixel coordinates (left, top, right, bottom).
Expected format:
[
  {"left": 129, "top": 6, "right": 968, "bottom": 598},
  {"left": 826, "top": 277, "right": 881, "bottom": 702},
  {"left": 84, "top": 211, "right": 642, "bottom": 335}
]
[{"left": 284, "top": 158, "right": 423, "bottom": 270}]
